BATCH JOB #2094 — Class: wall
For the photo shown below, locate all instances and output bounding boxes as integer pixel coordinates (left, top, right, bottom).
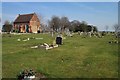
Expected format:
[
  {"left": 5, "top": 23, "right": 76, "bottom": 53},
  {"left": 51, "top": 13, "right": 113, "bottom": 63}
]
[
  {"left": 14, "top": 23, "right": 30, "bottom": 33},
  {"left": 30, "top": 14, "right": 41, "bottom": 33}
]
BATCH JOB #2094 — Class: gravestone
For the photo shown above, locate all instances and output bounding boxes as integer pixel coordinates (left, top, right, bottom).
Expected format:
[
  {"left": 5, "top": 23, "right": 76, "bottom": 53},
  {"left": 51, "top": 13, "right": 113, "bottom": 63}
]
[
  {"left": 80, "top": 32, "right": 83, "bottom": 36},
  {"left": 56, "top": 37, "right": 62, "bottom": 45},
  {"left": 37, "top": 30, "right": 40, "bottom": 33},
  {"left": 65, "top": 28, "right": 72, "bottom": 37},
  {"left": 51, "top": 31, "right": 54, "bottom": 37},
  {"left": 97, "top": 32, "right": 102, "bottom": 38},
  {"left": 88, "top": 32, "right": 91, "bottom": 37},
  {"left": 78, "top": 31, "right": 80, "bottom": 35}
]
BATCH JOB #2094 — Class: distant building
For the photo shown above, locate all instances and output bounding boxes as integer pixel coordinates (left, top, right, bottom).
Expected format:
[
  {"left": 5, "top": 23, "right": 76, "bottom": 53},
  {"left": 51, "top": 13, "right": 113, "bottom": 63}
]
[{"left": 13, "top": 13, "right": 42, "bottom": 33}]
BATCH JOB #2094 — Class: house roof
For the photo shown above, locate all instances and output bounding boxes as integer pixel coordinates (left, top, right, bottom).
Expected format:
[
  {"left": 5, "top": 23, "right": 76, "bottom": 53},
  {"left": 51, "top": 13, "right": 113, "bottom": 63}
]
[{"left": 14, "top": 13, "right": 35, "bottom": 24}]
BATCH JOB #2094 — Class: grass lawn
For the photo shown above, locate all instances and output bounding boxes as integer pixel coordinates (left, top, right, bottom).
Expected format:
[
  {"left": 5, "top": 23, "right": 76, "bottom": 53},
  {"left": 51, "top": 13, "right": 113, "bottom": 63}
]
[{"left": 2, "top": 33, "right": 118, "bottom": 78}]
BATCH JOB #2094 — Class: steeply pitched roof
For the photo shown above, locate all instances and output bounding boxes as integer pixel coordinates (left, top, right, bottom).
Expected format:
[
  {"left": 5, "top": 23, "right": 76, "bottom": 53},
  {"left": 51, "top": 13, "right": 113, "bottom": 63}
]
[{"left": 14, "top": 13, "right": 34, "bottom": 24}]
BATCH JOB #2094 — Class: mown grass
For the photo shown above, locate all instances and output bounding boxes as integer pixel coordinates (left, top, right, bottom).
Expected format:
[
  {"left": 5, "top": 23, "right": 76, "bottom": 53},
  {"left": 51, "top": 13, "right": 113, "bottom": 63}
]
[{"left": 2, "top": 33, "right": 118, "bottom": 78}]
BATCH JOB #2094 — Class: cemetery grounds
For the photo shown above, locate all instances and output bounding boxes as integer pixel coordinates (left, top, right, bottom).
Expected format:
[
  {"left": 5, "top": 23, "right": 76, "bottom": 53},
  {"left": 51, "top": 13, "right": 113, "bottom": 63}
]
[{"left": 2, "top": 33, "right": 118, "bottom": 78}]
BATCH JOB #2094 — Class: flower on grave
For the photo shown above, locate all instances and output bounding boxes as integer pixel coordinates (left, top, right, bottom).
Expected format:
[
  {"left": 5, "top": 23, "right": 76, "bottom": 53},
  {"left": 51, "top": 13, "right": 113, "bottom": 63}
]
[{"left": 17, "top": 69, "right": 36, "bottom": 80}]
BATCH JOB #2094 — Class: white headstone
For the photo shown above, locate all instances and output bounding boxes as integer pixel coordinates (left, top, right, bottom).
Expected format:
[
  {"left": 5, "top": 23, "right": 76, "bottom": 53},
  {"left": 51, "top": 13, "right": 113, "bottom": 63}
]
[{"left": 88, "top": 32, "right": 91, "bottom": 37}]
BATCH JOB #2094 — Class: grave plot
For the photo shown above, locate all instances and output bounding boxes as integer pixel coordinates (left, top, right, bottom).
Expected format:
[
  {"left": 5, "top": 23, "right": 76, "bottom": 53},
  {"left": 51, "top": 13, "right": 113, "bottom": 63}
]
[
  {"left": 17, "top": 37, "right": 43, "bottom": 42},
  {"left": 31, "top": 43, "right": 58, "bottom": 50},
  {"left": 30, "top": 35, "right": 63, "bottom": 50}
]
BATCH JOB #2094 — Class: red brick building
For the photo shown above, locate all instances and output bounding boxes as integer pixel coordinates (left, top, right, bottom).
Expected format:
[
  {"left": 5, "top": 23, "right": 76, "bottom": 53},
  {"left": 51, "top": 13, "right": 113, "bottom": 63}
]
[{"left": 13, "top": 13, "right": 42, "bottom": 33}]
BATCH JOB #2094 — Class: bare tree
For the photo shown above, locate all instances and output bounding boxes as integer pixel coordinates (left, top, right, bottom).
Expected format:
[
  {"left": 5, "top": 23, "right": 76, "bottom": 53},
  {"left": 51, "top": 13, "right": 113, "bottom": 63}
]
[
  {"left": 48, "top": 16, "right": 61, "bottom": 32},
  {"left": 60, "top": 16, "right": 70, "bottom": 32},
  {"left": 4, "top": 20, "right": 10, "bottom": 25},
  {"left": 70, "top": 20, "right": 81, "bottom": 32},
  {"left": 36, "top": 13, "right": 44, "bottom": 25},
  {"left": 2, "top": 20, "right": 13, "bottom": 32},
  {"left": 36, "top": 13, "right": 47, "bottom": 32},
  {"left": 81, "top": 21, "right": 88, "bottom": 32},
  {"left": 105, "top": 25, "right": 109, "bottom": 32},
  {"left": 48, "top": 16, "right": 61, "bottom": 37},
  {"left": 113, "top": 24, "right": 120, "bottom": 37}
]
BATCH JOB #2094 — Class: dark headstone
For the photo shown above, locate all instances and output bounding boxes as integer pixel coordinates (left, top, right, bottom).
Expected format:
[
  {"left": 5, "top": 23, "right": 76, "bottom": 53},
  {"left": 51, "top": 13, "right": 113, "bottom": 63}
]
[
  {"left": 101, "top": 31, "right": 106, "bottom": 36},
  {"left": 37, "top": 30, "right": 40, "bottom": 33},
  {"left": 56, "top": 37, "right": 62, "bottom": 45},
  {"left": 109, "top": 41, "right": 112, "bottom": 44}
]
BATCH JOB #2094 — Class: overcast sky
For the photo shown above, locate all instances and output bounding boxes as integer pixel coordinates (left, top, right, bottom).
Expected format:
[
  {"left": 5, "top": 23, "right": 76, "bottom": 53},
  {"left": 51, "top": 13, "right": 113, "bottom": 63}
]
[{"left": 2, "top": 2, "right": 118, "bottom": 31}]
